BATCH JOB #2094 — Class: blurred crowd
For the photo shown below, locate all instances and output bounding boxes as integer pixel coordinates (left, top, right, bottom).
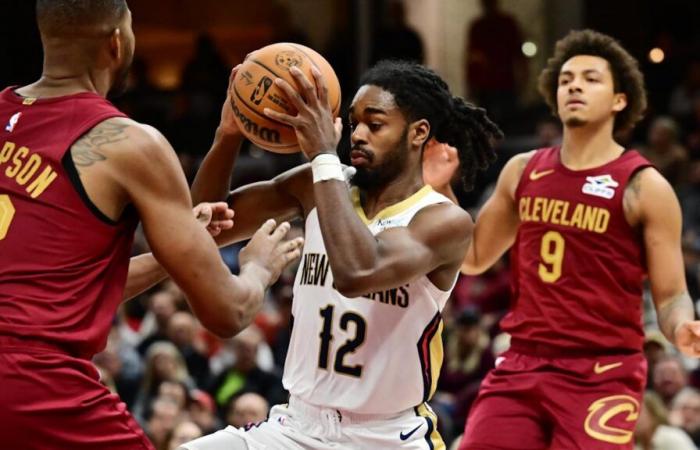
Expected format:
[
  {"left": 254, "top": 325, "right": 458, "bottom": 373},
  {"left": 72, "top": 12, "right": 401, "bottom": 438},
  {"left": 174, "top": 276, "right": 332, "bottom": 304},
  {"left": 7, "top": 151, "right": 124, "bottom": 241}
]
[{"left": 87, "top": 2, "right": 700, "bottom": 449}]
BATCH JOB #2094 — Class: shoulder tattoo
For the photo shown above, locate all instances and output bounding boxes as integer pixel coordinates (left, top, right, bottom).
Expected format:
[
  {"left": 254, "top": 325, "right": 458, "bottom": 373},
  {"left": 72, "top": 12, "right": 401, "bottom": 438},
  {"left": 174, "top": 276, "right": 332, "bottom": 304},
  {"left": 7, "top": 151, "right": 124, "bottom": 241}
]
[
  {"left": 71, "top": 121, "right": 129, "bottom": 170},
  {"left": 623, "top": 170, "right": 643, "bottom": 217}
]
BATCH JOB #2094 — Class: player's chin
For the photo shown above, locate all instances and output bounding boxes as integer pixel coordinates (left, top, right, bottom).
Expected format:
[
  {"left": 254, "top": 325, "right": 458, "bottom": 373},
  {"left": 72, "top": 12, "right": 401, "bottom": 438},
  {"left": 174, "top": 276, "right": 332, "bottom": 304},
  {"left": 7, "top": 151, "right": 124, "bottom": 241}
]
[{"left": 563, "top": 115, "right": 588, "bottom": 128}]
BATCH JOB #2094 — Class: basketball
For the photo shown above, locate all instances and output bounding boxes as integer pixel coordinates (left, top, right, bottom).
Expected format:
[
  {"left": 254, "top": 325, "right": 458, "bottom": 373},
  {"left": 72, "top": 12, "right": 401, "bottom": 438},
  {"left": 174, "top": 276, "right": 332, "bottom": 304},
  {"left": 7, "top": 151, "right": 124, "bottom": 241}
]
[{"left": 231, "top": 43, "right": 342, "bottom": 154}]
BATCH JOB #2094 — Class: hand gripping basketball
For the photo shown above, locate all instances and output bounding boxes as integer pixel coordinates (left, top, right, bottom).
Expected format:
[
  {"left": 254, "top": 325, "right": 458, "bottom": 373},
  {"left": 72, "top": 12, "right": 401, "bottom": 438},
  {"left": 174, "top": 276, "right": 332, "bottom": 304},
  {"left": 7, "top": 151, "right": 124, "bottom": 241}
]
[{"left": 263, "top": 66, "right": 343, "bottom": 161}]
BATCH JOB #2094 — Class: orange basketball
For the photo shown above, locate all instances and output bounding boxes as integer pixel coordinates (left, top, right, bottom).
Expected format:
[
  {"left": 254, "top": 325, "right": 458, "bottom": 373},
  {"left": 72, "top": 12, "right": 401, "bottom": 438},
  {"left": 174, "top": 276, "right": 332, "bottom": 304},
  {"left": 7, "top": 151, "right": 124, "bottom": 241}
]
[{"left": 231, "top": 43, "right": 341, "bottom": 154}]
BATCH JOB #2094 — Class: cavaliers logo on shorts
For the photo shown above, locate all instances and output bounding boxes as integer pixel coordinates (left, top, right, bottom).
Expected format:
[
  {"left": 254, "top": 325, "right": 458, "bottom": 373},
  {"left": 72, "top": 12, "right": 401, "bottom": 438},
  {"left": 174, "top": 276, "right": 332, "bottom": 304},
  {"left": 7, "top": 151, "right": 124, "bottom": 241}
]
[{"left": 584, "top": 395, "right": 640, "bottom": 444}]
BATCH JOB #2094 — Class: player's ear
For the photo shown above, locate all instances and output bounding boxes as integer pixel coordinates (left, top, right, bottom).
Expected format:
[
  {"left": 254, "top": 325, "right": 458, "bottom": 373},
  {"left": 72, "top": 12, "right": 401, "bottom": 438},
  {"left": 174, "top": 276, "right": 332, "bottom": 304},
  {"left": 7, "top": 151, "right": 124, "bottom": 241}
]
[
  {"left": 409, "top": 119, "right": 430, "bottom": 149},
  {"left": 612, "top": 92, "right": 627, "bottom": 113},
  {"left": 109, "top": 28, "right": 122, "bottom": 63}
]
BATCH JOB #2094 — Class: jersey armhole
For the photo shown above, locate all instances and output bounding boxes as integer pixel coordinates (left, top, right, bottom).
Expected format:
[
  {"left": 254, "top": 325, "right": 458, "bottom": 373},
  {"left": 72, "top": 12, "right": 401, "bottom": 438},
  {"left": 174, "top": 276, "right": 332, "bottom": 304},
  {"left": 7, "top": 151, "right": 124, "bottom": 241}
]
[
  {"left": 61, "top": 151, "right": 120, "bottom": 226},
  {"left": 513, "top": 149, "right": 543, "bottom": 200}
]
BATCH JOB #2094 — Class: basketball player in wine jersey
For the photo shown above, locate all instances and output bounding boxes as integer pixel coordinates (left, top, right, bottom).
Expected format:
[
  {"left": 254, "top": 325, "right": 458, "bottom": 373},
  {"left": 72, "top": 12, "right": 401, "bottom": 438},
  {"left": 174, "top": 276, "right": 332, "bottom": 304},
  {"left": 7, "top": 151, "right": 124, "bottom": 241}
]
[
  {"left": 181, "top": 60, "right": 502, "bottom": 449},
  {"left": 0, "top": 2, "right": 303, "bottom": 449},
  {"left": 451, "top": 30, "right": 700, "bottom": 449}
]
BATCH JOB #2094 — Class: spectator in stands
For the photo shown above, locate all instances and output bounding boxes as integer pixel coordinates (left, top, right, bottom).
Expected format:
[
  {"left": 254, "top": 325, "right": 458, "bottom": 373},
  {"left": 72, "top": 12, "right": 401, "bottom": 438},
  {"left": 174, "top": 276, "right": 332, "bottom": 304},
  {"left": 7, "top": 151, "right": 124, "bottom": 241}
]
[
  {"left": 146, "top": 397, "right": 183, "bottom": 450},
  {"left": 644, "top": 331, "right": 672, "bottom": 388},
  {"left": 635, "top": 392, "right": 696, "bottom": 450},
  {"left": 371, "top": 0, "right": 424, "bottom": 64},
  {"left": 167, "top": 311, "right": 211, "bottom": 388},
  {"left": 226, "top": 392, "right": 270, "bottom": 428},
  {"left": 640, "top": 116, "right": 689, "bottom": 187},
  {"left": 207, "top": 326, "right": 286, "bottom": 418},
  {"left": 166, "top": 420, "right": 203, "bottom": 450},
  {"left": 669, "top": 387, "right": 700, "bottom": 447},
  {"left": 653, "top": 355, "right": 690, "bottom": 408},
  {"left": 465, "top": 0, "right": 525, "bottom": 124},
  {"left": 669, "top": 61, "right": 700, "bottom": 118},
  {"left": 138, "top": 290, "right": 179, "bottom": 355},
  {"left": 189, "top": 390, "right": 221, "bottom": 435},
  {"left": 157, "top": 380, "right": 191, "bottom": 413},
  {"left": 134, "top": 341, "right": 193, "bottom": 421},
  {"left": 439, "top": 307, "right": 495, "bottom": 430},
  {"left": 683, "top": 95, "right": 700, "bottom": 159}
]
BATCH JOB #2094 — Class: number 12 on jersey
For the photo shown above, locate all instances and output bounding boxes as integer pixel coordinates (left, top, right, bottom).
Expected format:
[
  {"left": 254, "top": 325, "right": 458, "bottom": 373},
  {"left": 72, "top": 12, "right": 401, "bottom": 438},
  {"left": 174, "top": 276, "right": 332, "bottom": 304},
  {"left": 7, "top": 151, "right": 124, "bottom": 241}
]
[
  {"left": 318, "top": 305, "right": 366, "bottom": 378},
  {"left": 539, "top": 231, "right": 565, "bottom": 283},
  {"left": 0, "top": 195, "right": 16, "bottom": 240}
]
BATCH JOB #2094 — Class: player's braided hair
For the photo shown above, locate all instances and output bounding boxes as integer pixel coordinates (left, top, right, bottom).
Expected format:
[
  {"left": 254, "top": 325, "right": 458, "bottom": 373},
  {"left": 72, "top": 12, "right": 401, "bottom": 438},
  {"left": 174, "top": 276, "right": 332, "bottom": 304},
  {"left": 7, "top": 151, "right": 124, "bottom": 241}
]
[
  {"left": 36, "top": 0, "right": 127, "bottom": 35},
  {"left": 359, "top": 60, "right": 503, "bottom": 192}
]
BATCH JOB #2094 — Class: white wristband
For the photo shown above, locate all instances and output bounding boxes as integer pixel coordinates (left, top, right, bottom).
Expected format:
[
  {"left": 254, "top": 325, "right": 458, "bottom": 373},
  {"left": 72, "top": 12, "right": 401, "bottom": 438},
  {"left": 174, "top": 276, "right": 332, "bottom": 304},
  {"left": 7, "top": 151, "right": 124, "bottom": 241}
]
[{"left": 311, "top": 154, "right": 345, "bottom": 183}]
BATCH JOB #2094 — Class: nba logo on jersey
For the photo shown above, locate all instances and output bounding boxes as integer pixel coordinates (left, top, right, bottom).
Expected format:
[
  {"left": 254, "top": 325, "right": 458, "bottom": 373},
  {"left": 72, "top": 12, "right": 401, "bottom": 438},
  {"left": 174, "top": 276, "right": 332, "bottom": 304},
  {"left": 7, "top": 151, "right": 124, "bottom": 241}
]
[
  {"left": 582, "top": 174, "right": 619, "bottom": 199},
  {"left": 5, "top": 112, "right": 22, "bottom": 133}
]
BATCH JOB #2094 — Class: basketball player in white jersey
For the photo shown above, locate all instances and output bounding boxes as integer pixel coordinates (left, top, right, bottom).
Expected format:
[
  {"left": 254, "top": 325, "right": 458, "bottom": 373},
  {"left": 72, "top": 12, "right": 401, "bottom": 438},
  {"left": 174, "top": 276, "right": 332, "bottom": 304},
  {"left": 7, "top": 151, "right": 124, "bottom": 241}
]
[{"left": 180, "top": 60, "right": 502, "bottom": 450}]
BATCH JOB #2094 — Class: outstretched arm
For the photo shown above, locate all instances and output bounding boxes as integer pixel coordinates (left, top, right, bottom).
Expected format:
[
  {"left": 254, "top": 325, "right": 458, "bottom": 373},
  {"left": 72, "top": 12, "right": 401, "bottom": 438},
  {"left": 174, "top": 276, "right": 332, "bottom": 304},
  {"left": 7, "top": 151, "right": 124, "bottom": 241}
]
[
  {"left": 190, "top": 65, "right": 310, "bottom": 247},
  {"left": 98, "top": 118, "right": 302, "bottom": 338},
  {"left": 122, "top": 202, "right": 234, "bottom": 301},
  {"left": 461, "top": 152, "right": 530, "bottom": 274},
  {"left": 191, "top": 67, "right": 245, "bottom": 204}
]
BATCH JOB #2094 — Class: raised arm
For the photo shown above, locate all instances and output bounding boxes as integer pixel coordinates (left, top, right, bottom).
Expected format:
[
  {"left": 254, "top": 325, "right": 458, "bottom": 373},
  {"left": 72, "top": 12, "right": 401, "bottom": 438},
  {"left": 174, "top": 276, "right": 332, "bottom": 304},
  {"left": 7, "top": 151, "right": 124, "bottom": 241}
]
[
  {"left": 188, "top": 66, "right": 311, "bottom": 246},
  {"left": 122, "top": 202, "right": 234, "bottom": 301},
  {"left": 461, "top": 152, "right": 531, "bottom": 274},
  {"left": 191, "top": 68, "right": 245, "bottom": 204},
  {"left": 630, "top": 168, "right": 700, "bottom": 356},
  {"left": 212, "top": 164, "right": 312, "bottom": 246},
  {"left": 104, "top": 119, "right": 302, "bottom": 338}
]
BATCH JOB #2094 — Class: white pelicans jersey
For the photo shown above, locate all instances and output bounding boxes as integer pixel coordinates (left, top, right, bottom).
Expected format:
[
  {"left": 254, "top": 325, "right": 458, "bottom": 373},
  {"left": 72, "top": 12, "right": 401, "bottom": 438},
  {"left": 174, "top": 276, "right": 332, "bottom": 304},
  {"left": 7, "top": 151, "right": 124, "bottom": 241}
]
[{"left": 283, "top": 185, "right": 456, "bottom": 415}]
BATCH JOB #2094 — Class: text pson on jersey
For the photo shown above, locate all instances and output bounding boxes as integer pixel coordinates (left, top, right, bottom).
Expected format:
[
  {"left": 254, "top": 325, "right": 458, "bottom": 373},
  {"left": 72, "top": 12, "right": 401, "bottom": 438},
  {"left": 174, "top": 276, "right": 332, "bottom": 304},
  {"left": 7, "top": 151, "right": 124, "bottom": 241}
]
[
  {"left": 0, "top": 140, "right": 58, "bottom": 198},
  {"left": 519, "top": 196, "right": 610, "bottom": 233},
  {"left": 299, "top": 252, "right": 410, "bottom": 308}
]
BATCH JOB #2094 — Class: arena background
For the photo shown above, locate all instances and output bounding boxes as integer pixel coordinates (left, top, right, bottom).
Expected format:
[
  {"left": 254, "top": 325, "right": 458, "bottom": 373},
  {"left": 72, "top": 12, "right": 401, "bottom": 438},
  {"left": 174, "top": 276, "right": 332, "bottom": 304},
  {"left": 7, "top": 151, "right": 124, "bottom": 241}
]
[{"left": 3, "top": 1, "right": 700, "bottom": 449}]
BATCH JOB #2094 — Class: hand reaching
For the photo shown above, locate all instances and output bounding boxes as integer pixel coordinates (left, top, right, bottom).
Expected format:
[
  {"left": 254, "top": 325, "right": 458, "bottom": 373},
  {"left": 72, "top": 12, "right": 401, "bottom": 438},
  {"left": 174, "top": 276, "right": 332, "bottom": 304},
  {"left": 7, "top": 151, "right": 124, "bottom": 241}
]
[
  {"left": 193, "top": 202, "right": 234, "bottom": 237},
  {"left": 239, "top": 219, "right": 304, "bottom": 287},
  {"left": 423, "top": 140, "right": 459, "bottom": 190}
]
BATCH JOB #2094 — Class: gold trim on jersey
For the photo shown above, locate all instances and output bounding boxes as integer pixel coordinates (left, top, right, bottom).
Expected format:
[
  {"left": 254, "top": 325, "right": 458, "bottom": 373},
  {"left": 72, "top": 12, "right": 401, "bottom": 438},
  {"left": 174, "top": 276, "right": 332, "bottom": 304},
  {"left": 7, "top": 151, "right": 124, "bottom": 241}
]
[
  {"left": 351, "top": 185, "right": 434, "bottom": 225},
  {"left": 428, "top": 320, "right": 444, "bottom": 399},
  {"left": 417, "top": 313, "right": 444, "bottom": 402},
  {"left": 415, "top": 403, "right": 446, "bottom": 450}
]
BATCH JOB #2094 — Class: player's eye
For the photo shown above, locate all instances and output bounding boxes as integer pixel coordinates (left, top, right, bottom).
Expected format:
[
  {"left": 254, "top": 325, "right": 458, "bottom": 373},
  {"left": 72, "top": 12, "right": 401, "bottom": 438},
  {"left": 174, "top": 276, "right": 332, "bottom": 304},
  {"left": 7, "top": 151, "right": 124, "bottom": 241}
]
[{"left": 369, "top": 122, "right": 383, "bottom": 132}]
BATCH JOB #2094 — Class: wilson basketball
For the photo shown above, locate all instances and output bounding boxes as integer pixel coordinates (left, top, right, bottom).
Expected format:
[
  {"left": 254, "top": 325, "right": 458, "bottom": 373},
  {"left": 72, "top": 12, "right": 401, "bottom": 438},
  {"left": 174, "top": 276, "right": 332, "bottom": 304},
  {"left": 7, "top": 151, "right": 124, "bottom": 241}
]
[{"left": 231, "top": 43, "right": 341, "bottom": 153}]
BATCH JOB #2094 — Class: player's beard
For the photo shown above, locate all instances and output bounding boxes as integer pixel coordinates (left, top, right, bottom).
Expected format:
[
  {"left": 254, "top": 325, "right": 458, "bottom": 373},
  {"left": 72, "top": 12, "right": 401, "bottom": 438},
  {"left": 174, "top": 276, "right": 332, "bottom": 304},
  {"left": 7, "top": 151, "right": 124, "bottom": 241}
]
[{"left": 351, "top": 127, "right": 409, "bottom": 191}]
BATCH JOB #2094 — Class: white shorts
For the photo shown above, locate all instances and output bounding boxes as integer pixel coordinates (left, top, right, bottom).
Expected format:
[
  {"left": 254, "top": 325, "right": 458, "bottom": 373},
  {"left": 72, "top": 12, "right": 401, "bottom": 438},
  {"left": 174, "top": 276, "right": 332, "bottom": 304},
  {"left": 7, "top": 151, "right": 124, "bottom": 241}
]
[{"left": 180, "top": 396, "right": 445, "bottom": 450}]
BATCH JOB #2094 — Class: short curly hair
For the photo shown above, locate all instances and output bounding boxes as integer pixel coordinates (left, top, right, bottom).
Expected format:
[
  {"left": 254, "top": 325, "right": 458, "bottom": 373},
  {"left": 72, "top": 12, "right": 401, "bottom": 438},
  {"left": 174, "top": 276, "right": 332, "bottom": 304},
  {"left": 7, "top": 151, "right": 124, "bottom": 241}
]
[
  {"left": 36, "top": 0, "right": 127, "bottom": 35},
  {"left": 538, "top": 29, "right": 647, "bottom": 133}
]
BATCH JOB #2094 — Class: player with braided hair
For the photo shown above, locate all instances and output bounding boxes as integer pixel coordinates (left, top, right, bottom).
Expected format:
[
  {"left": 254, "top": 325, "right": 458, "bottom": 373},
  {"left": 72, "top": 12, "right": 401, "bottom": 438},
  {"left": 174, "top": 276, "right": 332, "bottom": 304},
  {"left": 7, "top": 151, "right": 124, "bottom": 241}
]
[
  {"left": 358, "top": 60, "right": 502, "bottom": 193},
  {"left": 181, "top": 60, "right": 500, "bottom": 450}
]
